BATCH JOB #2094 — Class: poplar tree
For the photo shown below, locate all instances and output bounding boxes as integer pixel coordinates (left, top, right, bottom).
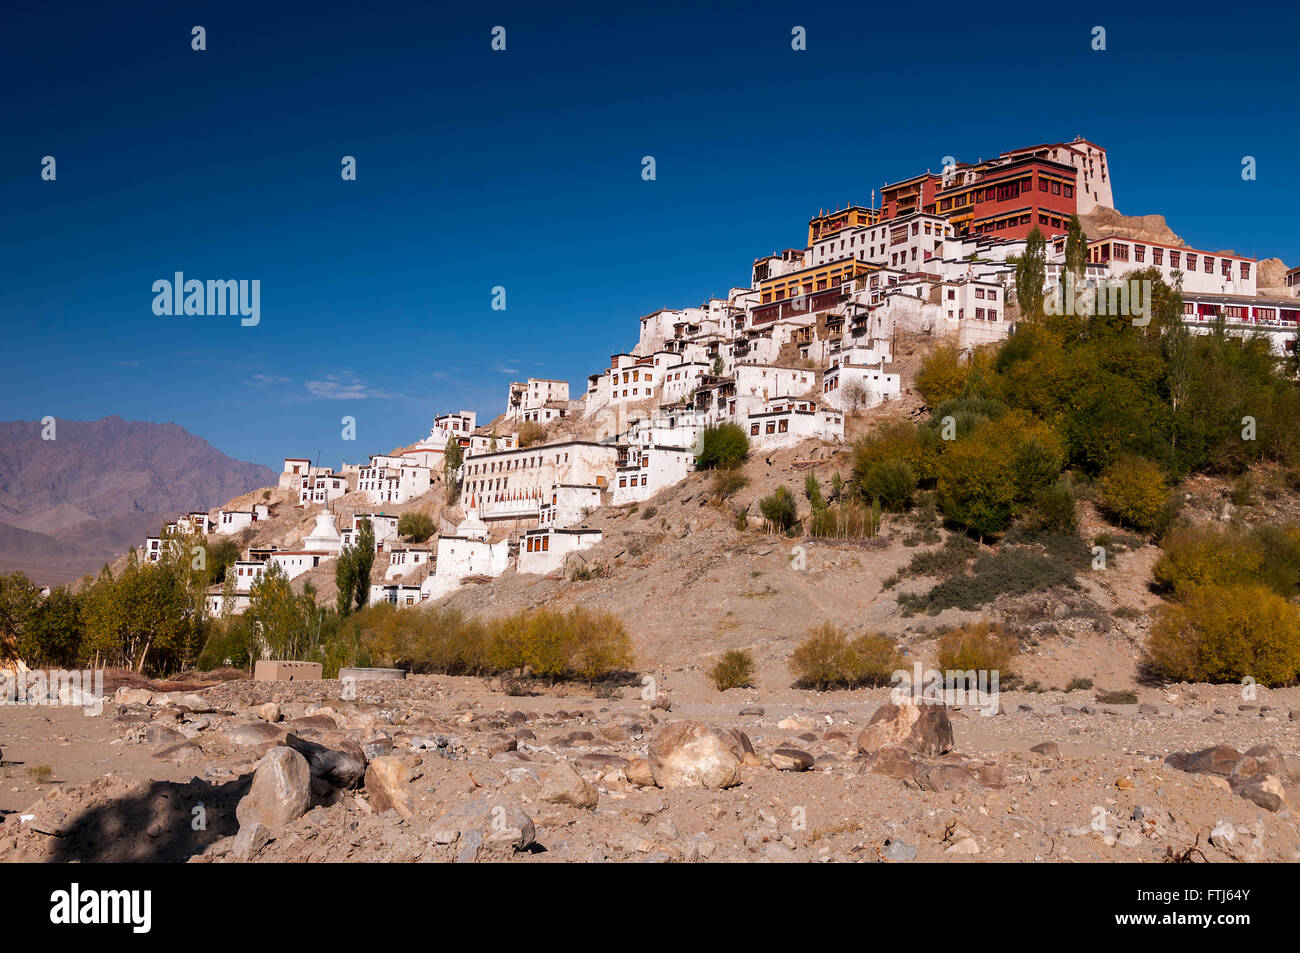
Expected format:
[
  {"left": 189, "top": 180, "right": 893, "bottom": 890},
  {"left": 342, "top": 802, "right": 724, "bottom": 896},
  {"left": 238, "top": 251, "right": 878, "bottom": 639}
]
[{"left": 1014, "top": 227, "right": 1047, "bottom": 322}]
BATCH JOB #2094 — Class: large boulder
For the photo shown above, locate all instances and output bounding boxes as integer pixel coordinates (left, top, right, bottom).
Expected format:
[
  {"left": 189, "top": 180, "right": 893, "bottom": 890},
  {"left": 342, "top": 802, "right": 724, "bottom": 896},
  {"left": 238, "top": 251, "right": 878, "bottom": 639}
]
[
  {"left": 440, "top": 795, "right": 536, "bottom": 854},
  {"left": 538, "top": 760, "right": 599, "bottom": 809},
  {"left": 857, "top": 701, "right": 953, "bottom": 757},
  {"left": 648, "top": 721, "right": 742, "bottom": 789},
  {"left": 224, "top": 722, "right": 290, "bottom": 746},
  {"left": 1165, "top": 744, "right": 1240, "bottom": 777},
  {"left": 284, "top": 733, "right": 366, "bottom": 800},
  {"left": 364, "top": 756, "right": 414, "bottom": 817},
  {"left": 236, "top": 746, "right": 312, "bottom": 831}
]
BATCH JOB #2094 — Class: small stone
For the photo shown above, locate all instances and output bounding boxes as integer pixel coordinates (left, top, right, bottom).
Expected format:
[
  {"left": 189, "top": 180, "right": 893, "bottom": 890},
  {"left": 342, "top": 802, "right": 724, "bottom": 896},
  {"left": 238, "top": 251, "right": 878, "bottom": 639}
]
[{"left": 770, "top": 748, "right": 814, "bottom": 772}]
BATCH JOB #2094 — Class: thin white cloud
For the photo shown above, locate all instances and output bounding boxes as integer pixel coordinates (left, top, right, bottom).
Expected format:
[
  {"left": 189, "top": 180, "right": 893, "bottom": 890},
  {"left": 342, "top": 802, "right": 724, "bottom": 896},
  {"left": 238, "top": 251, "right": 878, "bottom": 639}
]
[
  {"left": 305, "top": 374, "right": 394, "bottom": 401},
  {"left": 242, "top": 373, "right": 292, "bottom": 388}
]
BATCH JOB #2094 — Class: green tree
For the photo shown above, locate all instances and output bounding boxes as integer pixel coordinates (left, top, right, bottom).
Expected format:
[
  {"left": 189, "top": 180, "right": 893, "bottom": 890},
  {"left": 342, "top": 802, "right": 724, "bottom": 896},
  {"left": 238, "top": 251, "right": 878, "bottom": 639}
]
[
  {"left": 1063, "top": 214, "right": 1087, "bottom": 279},
  {"left": 696, "top": 422, "right": 750, "bottom": 470},
  {"left": 444, "top": 438, "right": 464, "bottom": 503},
  {"left": 0, "top": 571, "right": 41, "bottom": 660},
  {"left": 18, "top": 586, "right": 83, "bottom": 668},
  {"left": 352, "top": 518, "right": 376, "bottom": 611},
  {"left": 397, "top": 510, "right": 435, "bottom": 542},
  {"left": 1014, "top": 227, "right": 1047, "bottom": 322},
  {"left": 758, "top": 485, "right": 798, "bottom": 532},
  {"left": 335, "top": 546, "right": 358, "bottom": 616},
  {"left": 1097, "top": 454, "right": 1168, "bottom": 532}
]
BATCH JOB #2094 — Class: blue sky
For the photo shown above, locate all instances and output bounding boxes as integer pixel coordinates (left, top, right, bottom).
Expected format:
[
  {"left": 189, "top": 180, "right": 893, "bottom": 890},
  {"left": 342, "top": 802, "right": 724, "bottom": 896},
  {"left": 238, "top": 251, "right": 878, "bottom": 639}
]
[{"left": 3, "top": 1, "right": 1297, "bottom": 470}]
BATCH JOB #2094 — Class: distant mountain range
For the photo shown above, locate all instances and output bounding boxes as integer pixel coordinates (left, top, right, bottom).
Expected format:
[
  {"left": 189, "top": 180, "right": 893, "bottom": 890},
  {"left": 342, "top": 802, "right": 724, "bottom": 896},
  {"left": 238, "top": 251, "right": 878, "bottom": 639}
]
[{"left": 0, "top": 416, "right": 275, "bottom": 585}]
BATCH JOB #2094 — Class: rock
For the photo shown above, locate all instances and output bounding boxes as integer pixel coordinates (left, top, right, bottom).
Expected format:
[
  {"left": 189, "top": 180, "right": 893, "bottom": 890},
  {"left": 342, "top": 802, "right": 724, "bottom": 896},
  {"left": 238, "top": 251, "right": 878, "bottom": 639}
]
[
  {"left": 648, "top": 721, "right": 742, "bottom": 789},
  {"left": 738, "top": 705, "right": 765, "bottom": 716},
  {"left": 650, "top": 695, "right": 671, "bottom": 712},
  {"left": 253, "top": 703, "right": 282, "bottom": 723},
  {"left": 289, "top": 713, "right": 337, "bottom": 731},
  {"left": 115, "top": 688, "right": 155, "bottom": 706},
  {"left": 1030, "top": 741, "right": 1060, "bottom": 757},
  {"left": 539, "top": 760, "right": 599, "bottom": 809},
  {"left": 442, "top": 795, "right": 536, "bottom": 851},
  {"left": 857, "top": 701, "right": 953, "bottom": 757},
  {"left": 946, "top": 837, "right": 979, "bottom": 855},
  {"left": 1116, "top": 777, "right": 1135, "bottom": 790},
  {"left": 430, "top": 829, "right": 459, "bottom": 845},
  {"left": 171, "top": 693, "right": 214, "bottom": 712},
  {"left": 228, "top": 821, "right": 271, "bottom": 861},
  {"left": 152, "top": 741, "right": 204, "bottom": 763},
  {"left": 361, "top": 735, "right": 393, "bottom": 761},
  {"left": 625, "top": 757, "right": 655, "bottom": 787},
  {"left": 1165, "top": 744, "right": 1240, "bottom": 777},
  {"left": 224, "top": 722, "right": 289, "bottom": 746},
  {"left": 284, "top": 733, "right": 366, "bottom": 797},
  {"left": 1232, "top": 775, "right": 1288, "bottom": 813},
  {"left": 145, "top": 724, "right": 185, "bottom": 746},
  {"left": 777, "top": 715, "right": 816, "bottom": 732},
  {"left": 770, "top": 748, "right": 814, "bottom": 772},
  {"left": 235, "top": 746, "right": 311, "bottom": 831},
  {"left": 869, "top": 745, "right": 918, "bottom": 780},
  {"left": 365, "top": 756, "right": 414, "bottom": 817},
  {"left": 881, "top": 839, "right": 917, "bottom": 862}
]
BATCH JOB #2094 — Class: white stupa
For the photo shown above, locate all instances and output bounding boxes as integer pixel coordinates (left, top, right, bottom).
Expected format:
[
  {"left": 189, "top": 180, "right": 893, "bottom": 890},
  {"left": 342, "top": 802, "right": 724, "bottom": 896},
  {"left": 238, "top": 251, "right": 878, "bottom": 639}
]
[
  {"left": 303, "top": 511, "right": 343, "bottom": 553},
  {"left": 455, "top": 496, "right": 488, "bottom": 541}
]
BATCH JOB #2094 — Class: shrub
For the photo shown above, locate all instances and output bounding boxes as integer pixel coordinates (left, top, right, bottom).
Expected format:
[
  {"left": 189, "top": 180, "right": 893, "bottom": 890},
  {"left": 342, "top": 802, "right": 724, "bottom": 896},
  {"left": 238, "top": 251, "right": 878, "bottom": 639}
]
[
  {"left": 759, "top": 486, "right": 798, "bottom": 532},
  {"left": 1143, "top": 583, "right": 1300, "bottom": 687},
  {"left": 1030, "top": 476, "right": 1078, "bottom": 533},
  {"left": 397, "top": 511, "right": 435, "bottom": 542},
  {"left": 710, "top": 649, "right": 756, "bottom": 691},
  {"left": 1097, "top": 455, "right": 1168, "bottom": 532},
  {"left": 1152, "top": 524, "right": 1265, "bottom": 595},
  {"left": 808, "top": 496, "right": 880, "bottom": 539},
  {"left": 696, "top": 423, "right": 750, "bottom": 470},
  {"left": 517, "top": 420, "right": 546, "bottom": 448},
  {"left": 1064, "top": 676, "right": 1094, "bottom": 692},
  {"left": 789, "top": 623, "right": 903, "bottom": 689},
  {"left": 733, "top": 506, "right": 749, "bottom": 530},
  {"left": 935, "top": 621, "right": 1018, "bottom": 677},
  {"left": 861, "top": 457, "right": 916, "bottom": 511},
  {"left": 711, "top": 467, "right": 749, "bottom": 501},
  {"left": 916, "top": 344, "right": 970, "bottom": 407},
  {"left": 853, "top": 420, "right": 939, "bottom": 488},
  {"left": 1096, "top": 689, "right": 1138, "bottom": 704},
  {"left": 899, "top": 543, "right": 1080, "bottom": 615}
]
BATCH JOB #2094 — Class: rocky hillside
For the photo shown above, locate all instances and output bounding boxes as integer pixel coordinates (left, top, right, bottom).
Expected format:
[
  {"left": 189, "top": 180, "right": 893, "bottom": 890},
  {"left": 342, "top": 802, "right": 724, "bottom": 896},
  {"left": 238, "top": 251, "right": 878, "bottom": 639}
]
[{"left": 0, "top": 416, "right": 275, "bottom": 585}]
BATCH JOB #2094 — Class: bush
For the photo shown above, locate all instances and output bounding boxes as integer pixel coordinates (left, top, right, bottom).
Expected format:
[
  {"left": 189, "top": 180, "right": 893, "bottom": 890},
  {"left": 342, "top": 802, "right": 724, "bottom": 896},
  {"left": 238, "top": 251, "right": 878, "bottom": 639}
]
[
  {"left": 789, "top": 623, "right": 903, "bottom": 689},
  {"left": 1031, "top": 477, "right": 1078, "bottom": 533},
  {"left": 710, "top": 649, "right": 756, "bottom": 690},
  {"left": 696, "top": 423, "right": 750, "bottom": 470},
  {"left": 517, "top": 420, "right": 546, "bottom": 448},
  {"left": 861, "top": 457, "right": 916, "bottom": 511},
  {"left": 759, "top": 486, "right": 798, "bottom": 532},
  {"left": 711, "top": 467, "right": 749, "bottom": 501},
  {"left": 935, "top": 621, "right": 1018, "bottom": 677},
  {"left": 916, "top": 344, "right": 970, "bottom": 407},
  {"left": 1144, "top": 584, "right": 1300, "bottom": 687},
  {"left": 1152, "top": 524, "right": 1265, "bottom": 595},
  {"left": 853, "top": 420, "right": 939, "bottom": 488},
  {"left": 397, "top": 511, "right": 435, "bottom": 542},
  {"left": 1097, "top": 455, "right": 1168, "bottom": 532}
]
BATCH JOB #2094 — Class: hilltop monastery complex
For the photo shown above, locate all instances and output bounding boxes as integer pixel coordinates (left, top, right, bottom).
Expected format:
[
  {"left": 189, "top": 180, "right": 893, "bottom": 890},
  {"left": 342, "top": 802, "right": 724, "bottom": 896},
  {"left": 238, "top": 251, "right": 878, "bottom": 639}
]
[{"left": 139, "top": 136, "right": 1300, "bottom": 613}]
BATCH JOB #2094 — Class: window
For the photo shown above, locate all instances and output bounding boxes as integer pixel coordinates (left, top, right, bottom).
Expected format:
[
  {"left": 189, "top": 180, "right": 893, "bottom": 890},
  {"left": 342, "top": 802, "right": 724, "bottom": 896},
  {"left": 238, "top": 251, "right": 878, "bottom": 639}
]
[
  {"left": 1038, "top": 178, "right": 1048, "bottom": 192},
  {"left": 779, "top": 420, "right": 789, "bottom": 433},
  {"left": 1170, "top": 251, "right": 1180, "bottom": 268},
  {"left": 1241, "top": 263, "right": 1251, "bottom": 280},
  {"left": 1064, "top": 185, "right": 1073, "bottom": 198},
  {"left": 1221, "top": 260, "right": 1232, "bottom": 277},
  {"left": 1204, "top": 257, "right": 1213, "bottom": 274},
  {"left": 1134, "top": 245, "right": 1145, "bottom": 263},
  {"left": 765, "top": 421, "right": 776, "bottom": 434},
  {"left": 1152, "top": 247, "right": 1163, "bottom": 265},
  {"left": 989, "top": 309, "right": 998, "bottom": 320},
  {"left": 1186, "top": 254, "right": 1197, "bottom": 270},
  {"left": 750, "top": 423, "right": 759, "bottom": 436}
]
